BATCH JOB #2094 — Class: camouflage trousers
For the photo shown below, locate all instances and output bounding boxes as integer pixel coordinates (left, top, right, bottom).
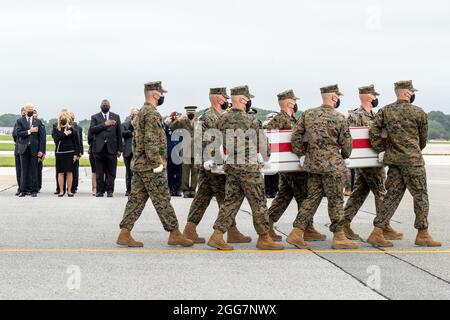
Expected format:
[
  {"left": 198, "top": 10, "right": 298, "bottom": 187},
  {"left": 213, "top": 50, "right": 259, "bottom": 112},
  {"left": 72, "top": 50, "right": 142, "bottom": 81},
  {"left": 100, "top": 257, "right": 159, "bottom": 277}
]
[
  {"left": 344, "top": 167, "right": 386, "bottom": 222},
  {"left": 182, "top": 162, "right": 198, "bottom": 193},
  {"left": 120, "top": 170, "right": 179, "bottom": 232},
  {"left": 374, "top": 165, "right": 429, "bottom": 230},
  {"left": 294, "top": 172, "right": 345, "bottom": 232},
  {"left": 268, "top": 172, "right": 313, "bottom": 227},
  {"left": 187, "top": 168, "right": 237, "bottom": 227},
  {"left": 213, "top": 168, "right": 269, "bottom": 235}
]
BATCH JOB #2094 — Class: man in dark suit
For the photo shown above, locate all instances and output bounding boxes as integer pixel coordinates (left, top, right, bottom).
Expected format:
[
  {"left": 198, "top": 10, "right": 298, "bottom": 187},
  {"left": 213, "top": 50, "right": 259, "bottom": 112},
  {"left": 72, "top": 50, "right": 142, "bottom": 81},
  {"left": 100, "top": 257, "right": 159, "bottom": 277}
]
[
  {"left": 71, "top": 112, "right": 84, "bottom": 194},
  {"left": 89, "top": 99, "right": 123, "bottom": 197},
  {"left": 121, "top": 108, "right": 138, "bottom": 196},
  {"left": 12, "top": 107, "right": 26, "bottom": 196},
  {"left": 15, "top": 104, "right": 46, "bottom": 197}
]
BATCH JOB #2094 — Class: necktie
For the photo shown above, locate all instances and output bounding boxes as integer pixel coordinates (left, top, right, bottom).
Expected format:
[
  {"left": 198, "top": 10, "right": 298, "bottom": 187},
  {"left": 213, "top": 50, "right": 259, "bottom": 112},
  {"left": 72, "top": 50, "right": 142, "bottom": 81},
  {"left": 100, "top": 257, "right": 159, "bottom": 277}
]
[
  {"left": 28, "top": 117, "right": 32, "bottom": 129},
  {"left": 104, "top": 114, "right": 108, "bottom": 121}
]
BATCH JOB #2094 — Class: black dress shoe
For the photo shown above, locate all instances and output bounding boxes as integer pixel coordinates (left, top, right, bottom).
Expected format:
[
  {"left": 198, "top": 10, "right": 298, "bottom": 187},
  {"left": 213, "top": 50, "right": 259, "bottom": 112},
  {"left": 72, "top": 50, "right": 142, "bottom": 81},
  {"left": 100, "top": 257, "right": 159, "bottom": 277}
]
[
  {"left": 15, "top": 191, "right": 21, "bottom": 196},
  {"left": 58, "top": 194, "right": 64, "bottom": 197},
  {"left": 18, "top": 193, "right": 26, "bottom": 197},
  {"left": 31, "top": 193, "right": 37, "bottom": 197},
  {"left": 54, "top": 191, "right": 59, "bottom": 195},
  {"left": 26, "top": 192, "right": 31, "bottom": 196},
  {"left": 125, "top": 191, "right": 130, "bottom": 197},
  {"left": 107, "top": 193, "right": 114, "bottom": 198},
  {"left": 68, "top": 193, "right": 74, "bottom": 197},
  {"left": 174, "top": 191, "right": 182, "bottom": 197},
  {"left": 96, "top": 193, "right": 104, "bottom": 197}
]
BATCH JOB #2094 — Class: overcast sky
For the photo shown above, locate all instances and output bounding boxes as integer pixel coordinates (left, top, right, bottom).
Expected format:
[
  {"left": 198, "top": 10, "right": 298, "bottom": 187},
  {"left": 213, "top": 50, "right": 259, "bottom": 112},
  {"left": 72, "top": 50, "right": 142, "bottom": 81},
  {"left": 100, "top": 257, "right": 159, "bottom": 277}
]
[{"left": 0, "top": 0, "right": 449, "bottom": 120}]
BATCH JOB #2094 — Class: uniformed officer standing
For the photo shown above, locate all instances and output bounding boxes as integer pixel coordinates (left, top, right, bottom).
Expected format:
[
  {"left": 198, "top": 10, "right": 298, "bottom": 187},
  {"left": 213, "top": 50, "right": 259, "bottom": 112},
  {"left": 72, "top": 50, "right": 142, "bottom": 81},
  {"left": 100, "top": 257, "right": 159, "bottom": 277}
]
[
  {"left": 343, "top": 85, "right": 402, "bottom": 245},
  {"left": 368, "top": 80, "right": 441, "bottom": 247},
  {"left": 266, "top": 90, "right": 326, "bottom": 242},
  {"left": 170, "top": 106, "right": 199, "bottom": 198},
  {"left": 288, "top": 85, "right": 359, "bottom": 250},
  {"left": 183, "top": 87, "right": 250, "bottom": 244},
  {"left": 117, "top": 81, "right": 194, "bottom": 248},
  {"left": 207, "top": 85, "right": 284, "bottom": 251}
]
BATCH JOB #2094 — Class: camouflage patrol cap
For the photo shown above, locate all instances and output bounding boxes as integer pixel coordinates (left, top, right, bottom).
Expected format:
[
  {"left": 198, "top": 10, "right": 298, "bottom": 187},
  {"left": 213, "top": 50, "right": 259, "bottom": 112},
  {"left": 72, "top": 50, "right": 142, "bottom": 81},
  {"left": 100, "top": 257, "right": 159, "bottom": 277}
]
[
  {"left": 394, "top": 80, "right": 418, "bottom": 92},
  {"left": 320, "top": 84, "right": 343, "bottom": 96},
  {"left": 277, "top": 89, "right": 300, "bottom": 101},
  {"left": 359, "top": 85, "right": 380, "bottom": 96},
  {"left": 230, "top": 85, "right": 255, "bottom": 99},
  {"left": 144, "top": 81, "right": 168, "bottom": 93},
  {"left": 185, "top": 106, "right": 197, "bottom": 112},
  {"left": 209, "top": 87, "right": 230, "bottom": 99}
]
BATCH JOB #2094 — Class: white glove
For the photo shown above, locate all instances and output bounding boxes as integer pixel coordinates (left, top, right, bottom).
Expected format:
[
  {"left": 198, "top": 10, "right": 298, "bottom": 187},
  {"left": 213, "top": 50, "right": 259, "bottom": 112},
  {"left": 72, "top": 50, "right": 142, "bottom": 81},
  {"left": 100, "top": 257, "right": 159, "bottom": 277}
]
[
  {"left": 299, "top": 156, "right": 306, "bottom": 167},
  {"left": 203, "top": 160, "right": 215, "bottom": 171},
  {"left": 262, "top": 160, "right": 271, "bottom": 170},
  {"left": 377, "top": 152, "right": 385, "bottom": 163},
  {"left": 257, "top": 153, "right": 264, "bottom": 164},
  {"left": 345, "top": 159, "right": 351, "bottom": 166},
  {"left": 153, "top": 164, "right": 164, "bottom": 173}
]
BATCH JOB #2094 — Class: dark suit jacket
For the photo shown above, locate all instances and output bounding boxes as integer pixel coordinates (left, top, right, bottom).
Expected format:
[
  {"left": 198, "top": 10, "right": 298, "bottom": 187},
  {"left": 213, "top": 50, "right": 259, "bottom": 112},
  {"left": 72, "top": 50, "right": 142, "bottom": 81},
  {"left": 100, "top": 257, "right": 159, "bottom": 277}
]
[
  {"left": 15, "top": 116, "right": 46, "bottom": 156},
  {"left": 89, "top": 112, "right": 123, "bottom": 154},
  {"left": 121, "top": 120, "right": 134, "bottom": 158},
  {"left": 73, "top": 122, "right": 84, "bottom": 156}
]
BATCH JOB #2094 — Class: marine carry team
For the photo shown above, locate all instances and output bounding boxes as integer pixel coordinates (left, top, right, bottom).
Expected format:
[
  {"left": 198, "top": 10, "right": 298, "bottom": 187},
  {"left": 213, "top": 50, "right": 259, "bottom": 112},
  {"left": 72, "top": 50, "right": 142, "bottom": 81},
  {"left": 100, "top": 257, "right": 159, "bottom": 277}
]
[{"left": 117, "top": 80, "right": 442, "bottom": 251}]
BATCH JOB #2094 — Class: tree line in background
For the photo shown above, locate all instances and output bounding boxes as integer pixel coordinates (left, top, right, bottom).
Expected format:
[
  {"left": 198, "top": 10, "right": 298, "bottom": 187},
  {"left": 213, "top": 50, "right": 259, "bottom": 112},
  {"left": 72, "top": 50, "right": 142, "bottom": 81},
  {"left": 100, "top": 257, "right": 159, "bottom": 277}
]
[{"left": 1, "top": 109, "right": 450, "bottom": 140}]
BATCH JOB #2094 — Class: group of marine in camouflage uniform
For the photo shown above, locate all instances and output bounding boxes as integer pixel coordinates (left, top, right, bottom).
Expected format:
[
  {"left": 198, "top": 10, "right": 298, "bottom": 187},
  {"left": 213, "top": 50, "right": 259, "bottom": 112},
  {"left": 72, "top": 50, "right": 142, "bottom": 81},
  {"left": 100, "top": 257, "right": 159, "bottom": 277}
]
[{"left": 116, "top": 80, "right": 441, "bottom": 250}]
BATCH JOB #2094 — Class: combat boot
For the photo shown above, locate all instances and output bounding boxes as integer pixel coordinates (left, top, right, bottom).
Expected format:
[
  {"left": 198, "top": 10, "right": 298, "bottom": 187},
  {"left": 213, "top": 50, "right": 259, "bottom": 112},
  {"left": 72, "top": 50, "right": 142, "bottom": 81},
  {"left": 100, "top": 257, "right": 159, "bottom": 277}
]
[
  {"left": 304, "top": 225, "right": 327, "bottom": 241},
  {"left": 382, "top": 224, "right": 403, "bottom": 240},
  {"left": 268, "top": 219, "right": 283, "bottom": 242},
  {"left": 183, "top": 222, "right": 205, "bottom": 244},
  {"left": 343, "top": 221, "right": 360, "bottom": 240},
  {"left": 168, "top": 229, "right": 194, "bottom": 247},
  {"left": 256, "top": 234, "right": 284, "bottom": 250},
  {"left": 116, "top": 228, "right": 144, "bottom": 248},
  {"left": 286, "top": 228, "right": 310, "bottom": 249},
  {"left": 332, "top": 230, "right": 359, "bottom": 249},
  {"left": 367, "top": 227, "right": 394, "bottom": 247},
  {"left": 227, "top": 226, "right": 252, "bottom": 243},
  {"left": 208, "top": 230, "right": 234, "bottom": 250},
  {"left": 415, "top": 229, "right": 442, "bottom": 247}
]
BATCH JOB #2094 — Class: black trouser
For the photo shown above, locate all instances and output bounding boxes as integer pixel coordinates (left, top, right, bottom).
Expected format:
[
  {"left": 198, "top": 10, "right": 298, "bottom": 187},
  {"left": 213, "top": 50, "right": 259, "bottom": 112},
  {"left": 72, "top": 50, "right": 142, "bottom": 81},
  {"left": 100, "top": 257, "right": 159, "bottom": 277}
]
[
  {"left": 124, "top": 155, "right": 133, "bottom": 193},
  {"left": 72, "top": 160, "right": 80, "bottom": 192},
  {"left": 20, "top": 147, "right": 38, "bottom": 193},
  {"left": 37, "top": 160, "right": 43, "bottom": 190},
  {"left": 94, "top": 145, "right": 117, "bottom": 194},
  {"left": 15, "top": 153, "right": 21, "bottom": 192}
]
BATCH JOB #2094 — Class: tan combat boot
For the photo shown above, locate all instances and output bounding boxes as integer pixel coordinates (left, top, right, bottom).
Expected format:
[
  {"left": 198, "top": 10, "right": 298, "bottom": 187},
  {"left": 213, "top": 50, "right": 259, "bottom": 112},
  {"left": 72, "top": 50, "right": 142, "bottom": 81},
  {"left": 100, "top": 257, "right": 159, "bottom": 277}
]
[
  {"left": 343, "top": 221, "right": 360, "bottom": 240},
  {"left": 415, "top": 229, "right": 442, "bottom": 247},
  {"left": 286, "top": 228, "right": 310, "bottom": 249},
  {"left": 332, "top": 230, "right": 359, "bottom": 249},
  {"left": 367, "top": 227, "right": 394, "bottom": 247},
  {"left": 268, "top": 219, "right": 283, "bottom": 242},
  {"left": 183, "top": 222, "right": 205, "bottom": 244},
  {"left": 227, "top": 225, "right": 252, "bottom": 243},
  {"left": 208, "top": 230, "right": 234, "bottom": 250},
  {"left": 304, "top": 225, "right": 327, "bottom": 241},
  {"left": 256, "top": 233, "right": 284, "bottom": 250},
  {"left": 116, "top": 228, "right": 144, "bottom": 248},
  {"left": 168, "top": 229, "right": 194, "bottom": 247},
  {"left": 382, "top": 224, "right": 403, "bottom": 240}
]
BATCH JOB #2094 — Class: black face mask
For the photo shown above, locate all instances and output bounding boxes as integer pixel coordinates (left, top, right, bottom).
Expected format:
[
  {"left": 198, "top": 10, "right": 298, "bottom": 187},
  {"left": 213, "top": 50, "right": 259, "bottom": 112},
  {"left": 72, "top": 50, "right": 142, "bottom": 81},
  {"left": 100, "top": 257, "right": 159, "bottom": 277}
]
[
  {"left": 27, "top": 111, "right": 34, "bottom": 117},
  {"left": 245, "top": 100, "right": 252, "bottom": 112},
  {"left": 220, "top": 101, "right": 229, "bottom": 110},
  {"left": 61, "top": 120, "right": 67, "bottom": 126},
  {"left": 157, "top": 96, "right": 165, "bottom": 106},
  {"left": 335, "top": 99, "right": 341, "bottom": 109},
  {"left": 409, "top": 94, "right": 416, "bottom": 104},
  {"left": 101, "top": 106, "right": 110, "bottom": 114},
  {"left": 371, "top": 98, "right": 379, "bottom": 108},
  {"left": 187, "top": 114, "right": 195, "bottom": 120},
  {"left": 293, "top": 103, "right": 298, "bottom": 113}
]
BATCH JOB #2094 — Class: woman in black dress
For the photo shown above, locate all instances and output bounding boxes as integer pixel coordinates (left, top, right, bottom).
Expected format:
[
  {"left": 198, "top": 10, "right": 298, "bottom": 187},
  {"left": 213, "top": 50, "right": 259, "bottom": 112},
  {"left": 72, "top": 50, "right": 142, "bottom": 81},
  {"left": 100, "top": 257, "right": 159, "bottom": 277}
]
[{"left": 53, "top": 113, "right": 80, "bottom": 197}]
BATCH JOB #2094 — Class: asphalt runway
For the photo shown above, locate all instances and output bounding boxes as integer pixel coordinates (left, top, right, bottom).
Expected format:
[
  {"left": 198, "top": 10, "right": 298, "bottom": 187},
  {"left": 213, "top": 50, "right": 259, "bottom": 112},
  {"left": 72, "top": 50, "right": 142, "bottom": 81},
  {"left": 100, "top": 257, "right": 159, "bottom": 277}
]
[{"left": 0, "top": 162, "right": 449, "bottom": 300}]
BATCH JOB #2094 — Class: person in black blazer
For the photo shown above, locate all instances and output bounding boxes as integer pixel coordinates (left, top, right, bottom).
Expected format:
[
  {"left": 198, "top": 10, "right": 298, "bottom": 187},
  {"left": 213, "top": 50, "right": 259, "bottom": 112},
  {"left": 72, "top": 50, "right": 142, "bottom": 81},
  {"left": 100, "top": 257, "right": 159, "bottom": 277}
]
[
  {"left": 12, "top": 108, "right": 26, "bottom": 196},
  {"left": 15, "top": 104, "right": 46, "bottom": 197},
  {"left": 121, "top": 108, "right": 139, "bottom": 196},
  {"left": 70, "top": 112, "right": 84, "bottom": 194},
  {"left": 89, "top": 100, "right": 123, "bottom": 197}
]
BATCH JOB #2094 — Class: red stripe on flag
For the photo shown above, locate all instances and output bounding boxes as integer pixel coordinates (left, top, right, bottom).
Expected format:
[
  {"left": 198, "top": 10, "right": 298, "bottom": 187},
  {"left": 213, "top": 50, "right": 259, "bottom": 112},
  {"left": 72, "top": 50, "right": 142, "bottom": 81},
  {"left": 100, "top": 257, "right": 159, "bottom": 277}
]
[
  {"left": 352, "top": 139, "right": 372, "bottom": 149},
  {"left": 270, "top": 143, "right": 292, "bottom": 152}
]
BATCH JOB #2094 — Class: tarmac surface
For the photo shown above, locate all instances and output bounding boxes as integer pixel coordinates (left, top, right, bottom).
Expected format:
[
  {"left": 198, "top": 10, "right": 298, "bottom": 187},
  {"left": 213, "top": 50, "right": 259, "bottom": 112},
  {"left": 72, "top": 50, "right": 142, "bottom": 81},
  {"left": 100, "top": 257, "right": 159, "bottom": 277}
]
[{"left": 0, "top": 160, "right": 449, "bottom": 300}]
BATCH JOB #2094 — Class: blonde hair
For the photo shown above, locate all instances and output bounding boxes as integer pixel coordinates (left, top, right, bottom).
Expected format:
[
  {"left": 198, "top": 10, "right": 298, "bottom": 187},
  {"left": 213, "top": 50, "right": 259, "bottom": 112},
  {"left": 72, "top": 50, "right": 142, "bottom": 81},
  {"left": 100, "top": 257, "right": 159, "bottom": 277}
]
[{"left": 57, "top": 111, "right": 73, "bottom": 131}]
